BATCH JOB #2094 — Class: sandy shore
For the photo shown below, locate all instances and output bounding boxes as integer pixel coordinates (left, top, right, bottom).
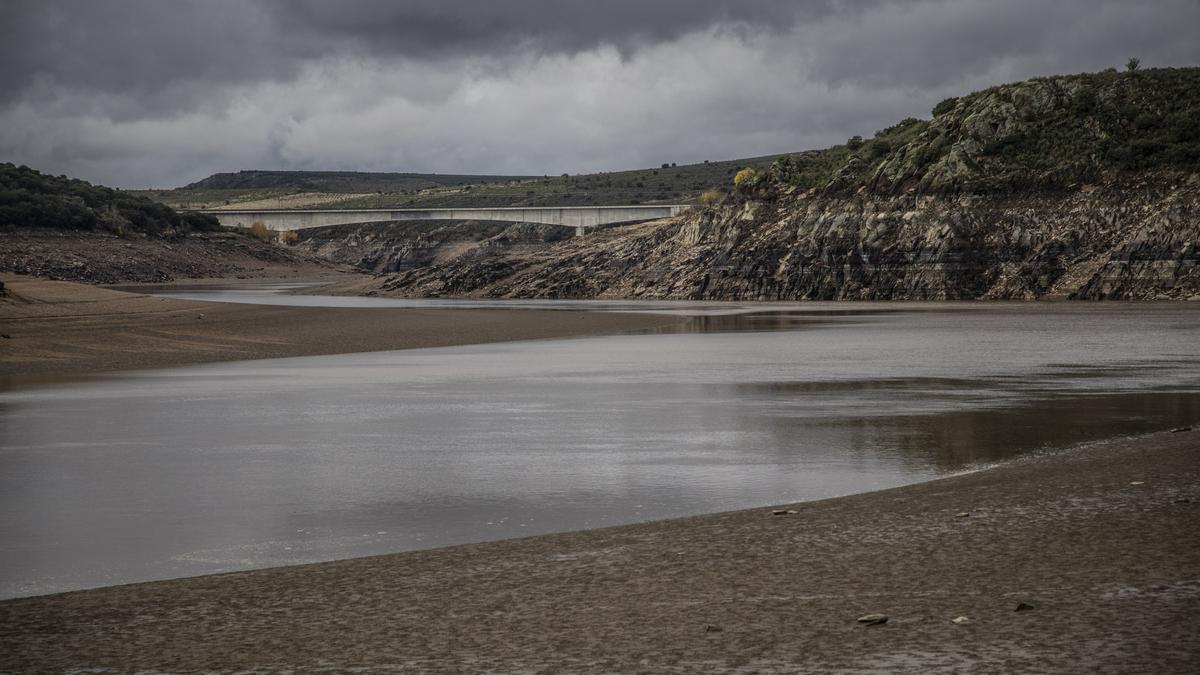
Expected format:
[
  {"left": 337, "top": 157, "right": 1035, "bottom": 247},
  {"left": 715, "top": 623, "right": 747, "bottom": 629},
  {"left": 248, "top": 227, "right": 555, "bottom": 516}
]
[
  {"left": 0, "top": 276, "right": 684, "bottom": 388},
  {"left": 1, "top": 429, "right": 1197, "bottom": 672}
]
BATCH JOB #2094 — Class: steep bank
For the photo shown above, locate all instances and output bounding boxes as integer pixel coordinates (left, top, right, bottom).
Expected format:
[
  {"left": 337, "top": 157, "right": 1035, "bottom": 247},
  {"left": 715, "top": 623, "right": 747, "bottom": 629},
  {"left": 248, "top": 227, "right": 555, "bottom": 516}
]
[
  {"left": 0, "top": 228, "right": 337, "bottom": 284},
  {"left": 345, "top": 68, "right": 1200, "bottom": 301}
]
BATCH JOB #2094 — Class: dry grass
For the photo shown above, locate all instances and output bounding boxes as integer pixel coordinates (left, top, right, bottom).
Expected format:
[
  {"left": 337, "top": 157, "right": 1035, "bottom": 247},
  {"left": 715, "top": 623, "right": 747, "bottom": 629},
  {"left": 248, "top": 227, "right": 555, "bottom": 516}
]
[{"left": 201, "top": 191, "right": 375, "bottom": 210}]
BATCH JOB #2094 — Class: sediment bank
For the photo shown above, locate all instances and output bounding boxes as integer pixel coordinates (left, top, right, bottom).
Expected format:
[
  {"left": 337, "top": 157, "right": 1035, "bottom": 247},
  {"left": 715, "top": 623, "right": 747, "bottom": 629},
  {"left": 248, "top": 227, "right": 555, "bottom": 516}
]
[{"left": 0, "top": 276, "right": 684, "bottom": 388}]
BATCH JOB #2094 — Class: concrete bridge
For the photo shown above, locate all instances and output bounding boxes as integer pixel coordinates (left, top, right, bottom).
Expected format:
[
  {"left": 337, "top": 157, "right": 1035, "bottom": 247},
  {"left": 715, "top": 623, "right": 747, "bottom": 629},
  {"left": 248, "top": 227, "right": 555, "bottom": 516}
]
[{"left": 199, "top": 205, "right": 689, "bottom": 236}]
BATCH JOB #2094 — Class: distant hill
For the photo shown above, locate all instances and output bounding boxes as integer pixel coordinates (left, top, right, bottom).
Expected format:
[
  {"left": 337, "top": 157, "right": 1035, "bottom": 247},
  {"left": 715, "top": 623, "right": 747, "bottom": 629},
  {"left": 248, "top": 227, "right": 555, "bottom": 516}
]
[
  {"left": 321, "top": 153, "right": 787, "bottom": 209},
  {"left": 182, "top": 170, "right": 535, "bottom": 193},
  {"left": 0, "top": 163, "right": 219, "bottom": 235},
  {"left": 148, "top": 154, "right": 788, "bottom": 210}
]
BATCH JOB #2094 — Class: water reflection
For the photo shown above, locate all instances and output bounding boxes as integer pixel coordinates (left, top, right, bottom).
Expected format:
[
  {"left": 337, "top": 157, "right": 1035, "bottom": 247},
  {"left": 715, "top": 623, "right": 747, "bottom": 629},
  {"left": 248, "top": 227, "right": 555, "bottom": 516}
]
[
  {"left": 654, "top": 310, "right": 904, "bottom": 334},
  {"left": 118, "top": 281, "right": 980, "bottom": 318},
  {"left": 748, "top": 385, "right": 1200, "bottom": 470},
  {"left": 1, "top": 299, "right": 1198, "bottom": 598}
]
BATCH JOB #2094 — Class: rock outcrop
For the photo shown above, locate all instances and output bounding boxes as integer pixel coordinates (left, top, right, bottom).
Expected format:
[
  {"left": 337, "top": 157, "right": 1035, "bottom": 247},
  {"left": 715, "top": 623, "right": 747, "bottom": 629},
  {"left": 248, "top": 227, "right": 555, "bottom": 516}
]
[{"left": 345, "top": 68, "right": 1199, "bottom": 301}]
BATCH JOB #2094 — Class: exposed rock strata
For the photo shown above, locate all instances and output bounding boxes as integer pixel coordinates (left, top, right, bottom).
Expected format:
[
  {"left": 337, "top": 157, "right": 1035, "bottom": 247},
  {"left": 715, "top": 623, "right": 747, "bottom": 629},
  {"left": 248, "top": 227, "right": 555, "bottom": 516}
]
[
  {"left": 356, "top": 175, "right": 1199, "bottom": 301},
  {"left": 290, "top": 220, "right": 570, "bottom": 274}
]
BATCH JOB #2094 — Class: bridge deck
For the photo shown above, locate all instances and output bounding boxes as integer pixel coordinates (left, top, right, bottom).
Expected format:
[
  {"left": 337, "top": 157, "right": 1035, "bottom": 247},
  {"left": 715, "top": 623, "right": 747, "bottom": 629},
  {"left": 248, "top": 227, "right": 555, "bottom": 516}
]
[{"left": 199, "top": 205, "right": 689, "bottom": 234}]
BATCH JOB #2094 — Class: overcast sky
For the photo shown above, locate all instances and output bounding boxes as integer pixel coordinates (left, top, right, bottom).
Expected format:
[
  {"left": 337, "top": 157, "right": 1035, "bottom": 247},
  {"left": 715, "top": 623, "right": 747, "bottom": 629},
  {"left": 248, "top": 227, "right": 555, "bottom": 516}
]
[{"left": 2, "top": 0, "right": 1197, "bottom": 188}]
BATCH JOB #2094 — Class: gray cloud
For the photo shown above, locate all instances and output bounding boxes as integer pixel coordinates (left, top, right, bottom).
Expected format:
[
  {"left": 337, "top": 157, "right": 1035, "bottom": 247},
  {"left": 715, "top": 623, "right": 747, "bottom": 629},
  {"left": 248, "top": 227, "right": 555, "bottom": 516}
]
[
  {"left": 0, "top": 0, "right": 1197, "bottom": 188},
  {"left": 1, "top": 0, "right": 854, "bottom": 106},
  {"left": 805, "top": 0, "right": 1200, "bottom": 88}
]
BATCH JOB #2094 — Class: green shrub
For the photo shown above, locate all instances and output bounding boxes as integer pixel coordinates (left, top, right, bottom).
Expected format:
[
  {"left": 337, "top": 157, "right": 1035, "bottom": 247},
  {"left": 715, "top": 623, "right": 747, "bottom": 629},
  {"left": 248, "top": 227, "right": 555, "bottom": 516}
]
[
  {"left": 932, "top": 97, "right": 958, "bottom": 117},
  {"left": 0, "top": 163, "right": 220, "bottom": 234},
  {"left": 1071, "top": 86, "right": 1097, "bottom": 113}
]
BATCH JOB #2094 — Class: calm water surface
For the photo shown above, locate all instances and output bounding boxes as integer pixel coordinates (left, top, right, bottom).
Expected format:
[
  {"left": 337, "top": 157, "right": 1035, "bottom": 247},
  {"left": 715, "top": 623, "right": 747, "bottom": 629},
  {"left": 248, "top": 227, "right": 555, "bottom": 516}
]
[{"left": 2, "top": 288, "right": 1199, "bottom": 598}]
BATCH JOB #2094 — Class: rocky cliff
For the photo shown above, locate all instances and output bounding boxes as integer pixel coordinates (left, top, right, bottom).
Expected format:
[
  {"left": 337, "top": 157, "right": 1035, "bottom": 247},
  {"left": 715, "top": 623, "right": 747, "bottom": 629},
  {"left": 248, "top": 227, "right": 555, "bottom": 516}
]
[
  {"left": 290, "top": 220, "right": 571, "bottom": 274},
  {"left": 349, "top": 175, "right": 1195, "bottom": 301},
  {"left": 326, "top": 68, "right": 1200, "bottom": 301}
]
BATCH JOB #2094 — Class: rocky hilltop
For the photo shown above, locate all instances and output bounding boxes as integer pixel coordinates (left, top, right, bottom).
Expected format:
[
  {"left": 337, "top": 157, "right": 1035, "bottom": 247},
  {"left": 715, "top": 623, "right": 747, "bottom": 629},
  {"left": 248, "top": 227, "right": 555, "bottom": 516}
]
[
  {"left": 342, "top": 68, "right": 1199, "bottom": 301},
  {"left": 0, "top": 164, "right": 333, "bottom": 283}
]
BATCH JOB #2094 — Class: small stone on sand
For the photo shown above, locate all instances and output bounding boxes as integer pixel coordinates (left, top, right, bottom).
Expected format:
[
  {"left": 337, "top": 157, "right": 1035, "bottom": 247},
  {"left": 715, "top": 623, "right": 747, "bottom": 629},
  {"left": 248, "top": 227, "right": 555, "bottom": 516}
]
[
  {"left": 951, "top": 616, "right": 971, "bottom": 624},
  {"left": 1014, "top": 602, "right": 1035, "bottom": 612}
]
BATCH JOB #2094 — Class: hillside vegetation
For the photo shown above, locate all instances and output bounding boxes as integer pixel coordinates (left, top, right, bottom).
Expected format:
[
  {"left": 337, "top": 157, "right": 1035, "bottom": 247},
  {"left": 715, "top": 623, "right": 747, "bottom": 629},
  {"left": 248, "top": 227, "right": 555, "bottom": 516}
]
[
  {"left": 0, "top": 163, "right": 219, "bottom": 235},
  {"left": 143, "top": 155, "right": 788, "bottom": 210},
  {"left": 738, "top": 66, "right": 1200, "bottom": 197},
  {"left": 320, "top": 154, "right": 786, "bottom": 209}
]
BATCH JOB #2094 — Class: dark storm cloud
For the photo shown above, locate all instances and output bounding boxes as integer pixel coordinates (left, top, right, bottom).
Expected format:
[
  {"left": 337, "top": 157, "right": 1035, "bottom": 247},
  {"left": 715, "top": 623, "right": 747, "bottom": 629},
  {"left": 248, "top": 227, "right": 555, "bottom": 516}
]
[
  {"left": 0, "top": 0, "right": 864, "bottom": 105},
  {"left": 267, "top": 0, "right": 864, "bottom": 59},
  {"left": 1, "top": 0, "right": 314, "bottom": 115},
  {"left": 0, "top": 0, "right": 1197, "bottom": 188}
]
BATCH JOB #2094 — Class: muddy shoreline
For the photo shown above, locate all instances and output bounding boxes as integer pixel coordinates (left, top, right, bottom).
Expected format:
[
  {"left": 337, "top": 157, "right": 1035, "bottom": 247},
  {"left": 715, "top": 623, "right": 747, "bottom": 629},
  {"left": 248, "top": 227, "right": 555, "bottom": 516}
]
[{"left": 1, "top": 429, "right": 1197, "bottom": 672}]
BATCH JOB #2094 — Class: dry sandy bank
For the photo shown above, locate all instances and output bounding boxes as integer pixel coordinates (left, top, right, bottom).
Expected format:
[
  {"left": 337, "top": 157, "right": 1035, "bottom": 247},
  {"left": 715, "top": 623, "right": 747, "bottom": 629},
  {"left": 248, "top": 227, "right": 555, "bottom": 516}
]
[
  {"left": 0, "top": 275, "right": 684, "bottom": 388},
  {"left": 1, "top": 429, "right": 1197, "bottom": 673}
]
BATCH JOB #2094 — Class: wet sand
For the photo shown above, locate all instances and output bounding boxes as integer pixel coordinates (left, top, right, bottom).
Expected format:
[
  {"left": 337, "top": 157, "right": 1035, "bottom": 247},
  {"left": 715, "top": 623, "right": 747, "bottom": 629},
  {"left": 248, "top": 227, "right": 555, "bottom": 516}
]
[
  {"left": 0, "top": 276, "right": 684, "bottom": 388},
  {"left": 1, "top": 429, "right": 1196, "bottom": 672}
]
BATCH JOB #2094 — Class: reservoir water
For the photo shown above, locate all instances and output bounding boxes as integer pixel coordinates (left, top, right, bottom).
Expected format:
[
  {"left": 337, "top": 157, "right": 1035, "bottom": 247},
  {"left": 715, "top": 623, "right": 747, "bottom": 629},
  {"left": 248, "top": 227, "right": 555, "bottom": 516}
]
[{"left": 2, "top": 289, "right": 1199, "bottom": 598}]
